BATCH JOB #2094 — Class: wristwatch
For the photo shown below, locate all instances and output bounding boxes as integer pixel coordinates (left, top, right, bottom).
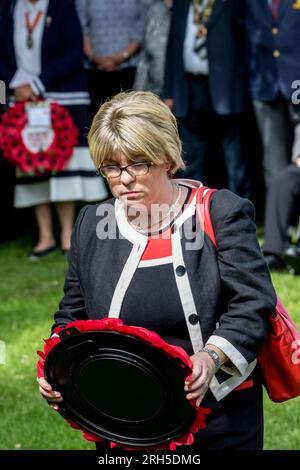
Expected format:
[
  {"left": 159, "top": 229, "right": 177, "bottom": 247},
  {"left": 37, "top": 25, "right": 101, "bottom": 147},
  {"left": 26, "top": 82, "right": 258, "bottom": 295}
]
[{"left": 200, "top": 347, "right": 220, "bottom": 372}]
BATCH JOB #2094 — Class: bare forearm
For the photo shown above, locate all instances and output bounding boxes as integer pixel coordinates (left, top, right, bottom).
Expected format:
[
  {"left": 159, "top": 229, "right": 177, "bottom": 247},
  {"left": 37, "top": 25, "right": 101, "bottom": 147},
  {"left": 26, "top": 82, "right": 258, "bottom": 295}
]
[
  {"left": 125, "top": 40, "right": 141, "bottom": 58},
  {"left": 83, "top": 33, "right": 95, "bottom": 62}
]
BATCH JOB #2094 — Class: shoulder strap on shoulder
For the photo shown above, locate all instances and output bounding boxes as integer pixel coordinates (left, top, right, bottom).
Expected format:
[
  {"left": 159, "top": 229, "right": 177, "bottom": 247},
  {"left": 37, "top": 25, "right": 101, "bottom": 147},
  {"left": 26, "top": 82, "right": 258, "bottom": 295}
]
[{"left": 196, "top": 186, "right": 218, "bottom": 249}]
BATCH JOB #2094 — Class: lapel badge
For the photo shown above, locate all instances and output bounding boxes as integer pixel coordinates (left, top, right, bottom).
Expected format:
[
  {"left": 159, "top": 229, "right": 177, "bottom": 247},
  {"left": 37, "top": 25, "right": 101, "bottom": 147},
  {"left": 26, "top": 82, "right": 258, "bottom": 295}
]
[{"left": 45, "top": 16, "right": 52, "bottom": 27}]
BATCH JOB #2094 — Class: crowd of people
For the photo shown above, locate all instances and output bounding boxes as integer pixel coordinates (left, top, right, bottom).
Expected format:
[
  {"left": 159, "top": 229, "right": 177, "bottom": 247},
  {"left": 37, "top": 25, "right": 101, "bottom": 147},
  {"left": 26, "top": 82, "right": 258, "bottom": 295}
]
[{"left": 0, "top": 0, "right": 299, "bottom": 271}]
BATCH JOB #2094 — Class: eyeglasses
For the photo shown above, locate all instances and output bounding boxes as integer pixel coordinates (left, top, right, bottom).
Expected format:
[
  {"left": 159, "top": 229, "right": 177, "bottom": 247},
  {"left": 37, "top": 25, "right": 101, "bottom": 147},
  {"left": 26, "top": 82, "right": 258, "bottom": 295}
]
[{"left": 98, "top": 162, "right": 154, "bottom": 179}]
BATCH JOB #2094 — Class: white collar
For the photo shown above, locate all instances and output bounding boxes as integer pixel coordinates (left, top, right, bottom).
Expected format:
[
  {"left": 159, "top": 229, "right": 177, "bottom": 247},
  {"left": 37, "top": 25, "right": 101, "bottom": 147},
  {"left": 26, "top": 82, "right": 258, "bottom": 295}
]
[{"left": 114, "top": 179, "right": 203, "bottom": 244}]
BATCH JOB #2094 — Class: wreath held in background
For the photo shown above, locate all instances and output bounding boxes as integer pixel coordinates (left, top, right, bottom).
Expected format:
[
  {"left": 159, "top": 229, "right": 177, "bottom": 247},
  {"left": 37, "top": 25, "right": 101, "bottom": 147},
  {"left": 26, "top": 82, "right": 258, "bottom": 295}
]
[{"left": 0, "top": 99, "right": 78, "bottom": 176}]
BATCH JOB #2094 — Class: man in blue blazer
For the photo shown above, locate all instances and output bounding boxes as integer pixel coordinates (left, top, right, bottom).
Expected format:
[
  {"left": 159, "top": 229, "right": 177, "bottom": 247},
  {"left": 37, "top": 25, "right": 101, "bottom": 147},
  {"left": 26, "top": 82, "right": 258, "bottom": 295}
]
[
  {"left": 244, "top": 0, "right": 300, "bottom": 184},
  {"left": 163, "top": 0, "right": 250, "bottom": 197}
]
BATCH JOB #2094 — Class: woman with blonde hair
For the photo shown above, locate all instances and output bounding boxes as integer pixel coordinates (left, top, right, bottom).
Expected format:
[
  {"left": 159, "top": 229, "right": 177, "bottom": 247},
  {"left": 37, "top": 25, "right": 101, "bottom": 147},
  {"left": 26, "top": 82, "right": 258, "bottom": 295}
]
[{"left": 38, "top": 91, "right": 276, "bottom": 450}]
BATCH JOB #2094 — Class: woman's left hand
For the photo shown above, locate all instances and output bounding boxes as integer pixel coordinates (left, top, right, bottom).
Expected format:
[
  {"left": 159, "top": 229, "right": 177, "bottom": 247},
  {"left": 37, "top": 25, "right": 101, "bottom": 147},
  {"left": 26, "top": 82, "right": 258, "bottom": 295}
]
[
  {"left": 14, "top": 84, "right": 34, "bottom": 101},
  {"left": 184, "top": 351, "right": 216, "bottom": 407}
]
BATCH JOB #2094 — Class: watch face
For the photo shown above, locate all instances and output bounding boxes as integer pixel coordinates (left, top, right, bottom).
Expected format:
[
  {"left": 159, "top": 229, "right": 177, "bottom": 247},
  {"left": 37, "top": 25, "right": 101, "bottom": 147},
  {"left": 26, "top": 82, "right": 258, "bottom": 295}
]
[
  {"left": 44, "top": 328, "right": 196, "bottom": 447},
  {"left": 211, "top": 351, "right": 219, "bottom": 361},
  {"left": 202, "top": 348, "right": 220, "bottom": 369}
]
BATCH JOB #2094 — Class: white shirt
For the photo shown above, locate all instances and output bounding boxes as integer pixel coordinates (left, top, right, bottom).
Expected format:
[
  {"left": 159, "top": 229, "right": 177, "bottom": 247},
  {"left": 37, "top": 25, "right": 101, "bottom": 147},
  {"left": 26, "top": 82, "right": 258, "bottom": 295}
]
[
  {"left": 10, "top": 0, "right": 49, "bottom": 94},
  {"left": 183, "top": 3, "right": 209, "bottom": 76}
]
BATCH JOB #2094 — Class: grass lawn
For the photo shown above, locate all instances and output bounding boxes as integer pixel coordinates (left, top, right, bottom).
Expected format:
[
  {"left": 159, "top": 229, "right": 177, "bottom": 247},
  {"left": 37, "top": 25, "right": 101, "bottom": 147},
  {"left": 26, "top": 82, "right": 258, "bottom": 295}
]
[{"left": 0, "top": 238, "right": 299, "bottom": 450}]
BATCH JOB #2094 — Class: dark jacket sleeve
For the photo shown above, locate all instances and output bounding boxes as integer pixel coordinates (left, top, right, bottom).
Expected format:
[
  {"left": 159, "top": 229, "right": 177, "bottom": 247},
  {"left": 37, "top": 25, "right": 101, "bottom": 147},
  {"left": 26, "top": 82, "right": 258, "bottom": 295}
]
[
  {"left": 0, "top": 2, "right": 15, "bottom": 85},
  {"left": 161, "top": 1, "right": 177, "bottom": 100},
  {"left": 51, "top": 205, "right": 90, "bottom": 333},
  {"left": 206, "top": 190, "right": 276, "bottom": 374},
  {"left": 39, "top": 0, "right": 84, "bottom": 91}
]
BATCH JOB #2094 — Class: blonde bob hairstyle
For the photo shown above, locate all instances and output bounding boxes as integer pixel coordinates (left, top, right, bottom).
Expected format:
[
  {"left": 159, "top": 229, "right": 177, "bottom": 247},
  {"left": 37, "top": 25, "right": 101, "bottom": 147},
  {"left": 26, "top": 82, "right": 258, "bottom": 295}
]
[{"left": 88, "top": 91, "right": 185, "bottom": 175}]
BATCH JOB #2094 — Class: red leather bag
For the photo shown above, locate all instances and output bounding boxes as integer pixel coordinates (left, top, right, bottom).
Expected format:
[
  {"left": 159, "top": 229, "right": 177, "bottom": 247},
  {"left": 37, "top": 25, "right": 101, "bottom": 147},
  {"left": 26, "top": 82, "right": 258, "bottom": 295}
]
[
  {"left": 196, "top": 186, "right": 300, "bottom": 402},
  {"left": 258, "top": 296, "right": 300, "bottom": 402}
]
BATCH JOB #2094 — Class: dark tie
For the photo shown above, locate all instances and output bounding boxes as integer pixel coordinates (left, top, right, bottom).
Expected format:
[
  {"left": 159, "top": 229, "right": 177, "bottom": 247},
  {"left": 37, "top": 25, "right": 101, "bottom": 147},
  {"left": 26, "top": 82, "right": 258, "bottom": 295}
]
[{"left": 270, "top": 0, "right": 280, "bottom": 21}]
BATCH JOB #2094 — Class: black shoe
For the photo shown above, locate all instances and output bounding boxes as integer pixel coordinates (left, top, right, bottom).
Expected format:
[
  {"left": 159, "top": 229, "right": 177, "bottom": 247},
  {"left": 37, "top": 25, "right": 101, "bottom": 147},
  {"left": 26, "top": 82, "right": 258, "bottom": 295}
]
[
  {"left": 264, "top": 253, "right": 284, "bottom": 271},
  {"left": 28, "top": 245, "right": 57, "bottom": 261},
  {"left": 61, "top": 249, "right": 70, "bottom": 256},
  {"left": 281, "top": 246, "right": 300, "bottom": 274}
]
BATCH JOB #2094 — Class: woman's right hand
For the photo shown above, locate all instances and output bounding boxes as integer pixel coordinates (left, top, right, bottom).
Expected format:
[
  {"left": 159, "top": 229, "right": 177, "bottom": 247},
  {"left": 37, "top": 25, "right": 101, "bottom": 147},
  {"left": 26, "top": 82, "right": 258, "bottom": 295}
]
[{"left": 38, "top": 377, "right": 63, "bottom": 411}]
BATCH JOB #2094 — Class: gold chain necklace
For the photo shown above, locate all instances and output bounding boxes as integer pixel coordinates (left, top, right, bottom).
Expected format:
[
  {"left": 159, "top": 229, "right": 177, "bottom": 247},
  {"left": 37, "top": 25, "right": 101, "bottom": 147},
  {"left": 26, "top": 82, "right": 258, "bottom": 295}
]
[{"left": 193, "top": 0, "right": 215, "bottom": 38}]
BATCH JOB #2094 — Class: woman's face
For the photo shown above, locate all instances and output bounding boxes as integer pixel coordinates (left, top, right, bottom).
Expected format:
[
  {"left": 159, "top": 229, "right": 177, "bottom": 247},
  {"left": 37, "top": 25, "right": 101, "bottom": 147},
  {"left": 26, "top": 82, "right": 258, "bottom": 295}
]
[{"left": 103, "top": 154, "right": 171, "bottom": 211}]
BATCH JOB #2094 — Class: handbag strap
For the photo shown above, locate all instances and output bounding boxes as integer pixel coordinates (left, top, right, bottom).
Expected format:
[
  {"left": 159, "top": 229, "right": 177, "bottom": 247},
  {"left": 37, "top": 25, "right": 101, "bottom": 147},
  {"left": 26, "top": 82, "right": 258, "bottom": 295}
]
[
  {"left": 196, "top": 186, "right": 218, "bottom": 249},
  {"left": 196, "top": 187, "right": 282, "bottom": 322}
]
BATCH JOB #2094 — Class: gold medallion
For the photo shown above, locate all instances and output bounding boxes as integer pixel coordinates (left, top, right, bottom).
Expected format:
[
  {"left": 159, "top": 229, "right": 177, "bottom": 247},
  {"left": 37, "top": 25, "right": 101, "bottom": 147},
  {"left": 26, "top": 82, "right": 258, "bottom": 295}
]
[{"left": 27, "top": 35, "right": 33, "bottom": 49}]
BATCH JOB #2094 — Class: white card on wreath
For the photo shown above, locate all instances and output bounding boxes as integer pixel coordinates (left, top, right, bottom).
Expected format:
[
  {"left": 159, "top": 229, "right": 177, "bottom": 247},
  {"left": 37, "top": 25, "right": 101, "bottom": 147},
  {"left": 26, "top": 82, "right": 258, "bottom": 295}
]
[{"left": 25, "top": 101, "right": 52, "bottom": 128}]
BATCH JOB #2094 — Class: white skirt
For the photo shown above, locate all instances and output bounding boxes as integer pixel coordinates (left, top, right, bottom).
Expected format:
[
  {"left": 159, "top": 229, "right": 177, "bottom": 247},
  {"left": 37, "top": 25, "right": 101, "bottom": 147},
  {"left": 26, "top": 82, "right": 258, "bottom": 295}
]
[{"left": 14, "top": 146, "right": 107, "bottom": 208}]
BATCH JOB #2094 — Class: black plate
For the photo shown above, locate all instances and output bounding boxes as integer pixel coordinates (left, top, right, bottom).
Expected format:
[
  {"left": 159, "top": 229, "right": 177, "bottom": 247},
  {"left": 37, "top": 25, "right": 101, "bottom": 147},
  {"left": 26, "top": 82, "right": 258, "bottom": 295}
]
[{"left": 44, "top": 326, "right": 196, "bottom": 447}]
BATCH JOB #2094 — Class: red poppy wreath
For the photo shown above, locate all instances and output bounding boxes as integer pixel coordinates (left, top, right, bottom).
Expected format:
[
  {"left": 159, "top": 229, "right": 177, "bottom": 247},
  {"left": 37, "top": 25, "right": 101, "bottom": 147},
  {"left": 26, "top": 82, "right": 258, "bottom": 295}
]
[
  {"left": 0, "top": 99, "right": 78, "bottom": 176},
  {"left": 37, "top": 318, "right": 210, "bottom": 450}
]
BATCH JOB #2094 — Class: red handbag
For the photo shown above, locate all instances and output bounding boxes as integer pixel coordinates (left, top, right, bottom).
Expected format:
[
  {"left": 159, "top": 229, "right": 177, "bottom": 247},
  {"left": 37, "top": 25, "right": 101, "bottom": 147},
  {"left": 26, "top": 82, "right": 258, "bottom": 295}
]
[{"left": 196, "top": 186, "right": 300, "bottom": 402}]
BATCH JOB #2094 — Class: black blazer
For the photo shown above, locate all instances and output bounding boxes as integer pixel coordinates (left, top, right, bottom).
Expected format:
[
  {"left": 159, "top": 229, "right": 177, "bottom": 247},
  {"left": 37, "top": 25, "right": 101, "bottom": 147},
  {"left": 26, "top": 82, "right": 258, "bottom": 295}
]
[
  {"left": 163, "top": 0, "right": 248, "bottom": 117},
  {"left": 53, "top": 189, "right": 276, "bottom": 371}
]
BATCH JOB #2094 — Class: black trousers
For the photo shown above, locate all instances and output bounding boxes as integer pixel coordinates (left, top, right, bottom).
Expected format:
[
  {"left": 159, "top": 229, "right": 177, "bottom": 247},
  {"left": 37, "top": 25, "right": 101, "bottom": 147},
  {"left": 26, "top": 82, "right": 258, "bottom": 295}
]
[
  {"left": 264, "top": 164, "right": 300, "bottom": 255},
  {"left": 178, "top": 74, "right": 250, "bottom": 198},
  {"left": 253, "top": 95, "right": 300, "bottom": 185}
]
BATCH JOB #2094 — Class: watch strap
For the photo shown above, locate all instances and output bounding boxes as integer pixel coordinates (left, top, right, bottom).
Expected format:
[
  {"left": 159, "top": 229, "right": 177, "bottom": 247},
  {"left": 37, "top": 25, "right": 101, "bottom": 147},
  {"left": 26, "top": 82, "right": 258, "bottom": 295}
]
[{"left": 199, "top": 347, "right": 220, "bottom": 372}]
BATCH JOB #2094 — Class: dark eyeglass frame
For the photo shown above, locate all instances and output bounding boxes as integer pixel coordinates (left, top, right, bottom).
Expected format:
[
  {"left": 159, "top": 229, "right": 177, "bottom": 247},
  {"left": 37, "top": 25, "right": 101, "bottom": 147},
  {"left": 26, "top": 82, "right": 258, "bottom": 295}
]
[{"left": 97, "top": 162, "right": 154, "bottom": 179}]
